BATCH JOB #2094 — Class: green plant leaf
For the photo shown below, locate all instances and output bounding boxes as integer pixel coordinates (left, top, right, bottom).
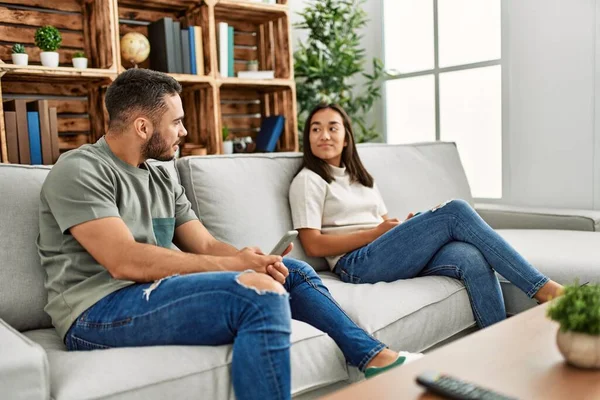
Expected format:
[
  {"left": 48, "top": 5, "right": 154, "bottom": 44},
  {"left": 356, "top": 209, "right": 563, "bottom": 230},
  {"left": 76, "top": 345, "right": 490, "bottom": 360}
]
[
  {"left": 294, "top": 0, "right": 383, "bottom": 146},
  {"left": 547, "top": 282, "right": 600, "bottom": 335},
  {"left": 34, "top": 26, "right": 62, "bottom": 52}
]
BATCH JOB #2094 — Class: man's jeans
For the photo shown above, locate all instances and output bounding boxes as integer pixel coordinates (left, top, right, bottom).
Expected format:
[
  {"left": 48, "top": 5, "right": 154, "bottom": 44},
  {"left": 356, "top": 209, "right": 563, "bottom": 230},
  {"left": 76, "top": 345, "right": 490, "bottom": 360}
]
[
  {"left": 335, "top": 199, "right": 549, "bottom": 328},
  {"left": 65, "top": 259, "right": 384, "bottom": 400}
]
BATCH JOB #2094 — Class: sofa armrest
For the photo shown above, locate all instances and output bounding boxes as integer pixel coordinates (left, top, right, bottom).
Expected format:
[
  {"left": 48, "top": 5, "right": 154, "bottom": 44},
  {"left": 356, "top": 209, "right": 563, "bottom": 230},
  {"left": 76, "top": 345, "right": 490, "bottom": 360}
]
[
  {"left": 475, "top": 203, "right": 600, "bottom": 232},
  {"left": 0, "top": 318, "right": 50, "bottom": 400}
]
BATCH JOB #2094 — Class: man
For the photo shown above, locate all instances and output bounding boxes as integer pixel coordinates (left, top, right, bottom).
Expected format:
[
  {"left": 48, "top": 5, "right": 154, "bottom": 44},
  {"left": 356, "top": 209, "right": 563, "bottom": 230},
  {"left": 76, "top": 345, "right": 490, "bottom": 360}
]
[{"left": 37, "top": 69, "right": 417, "bottom": 400}]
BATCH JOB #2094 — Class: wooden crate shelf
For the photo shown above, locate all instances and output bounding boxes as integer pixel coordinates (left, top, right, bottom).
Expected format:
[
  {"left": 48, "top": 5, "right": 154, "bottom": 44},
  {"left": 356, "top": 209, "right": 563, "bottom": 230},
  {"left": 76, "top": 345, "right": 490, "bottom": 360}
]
[
  {"left": 218, "top": 84, "right": 296, "bottom": 152},
  {"left": 0, "top": 0, "right": 117, "bottom": 70},
  {"left": 0, "top": 76, "right": 110, "bottom": 159},
  {"left": 214, "top": 1, "right": 291, "bottom": 79},
  {"left": 0, "top": 0, "right": 298, "bottom": 163}
]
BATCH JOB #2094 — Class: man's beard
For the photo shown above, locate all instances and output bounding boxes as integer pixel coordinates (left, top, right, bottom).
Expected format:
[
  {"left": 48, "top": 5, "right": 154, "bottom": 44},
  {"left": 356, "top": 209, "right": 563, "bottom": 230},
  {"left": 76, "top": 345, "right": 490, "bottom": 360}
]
[{"left": 142, "top": 130, "right": 176, "bottom": 162}]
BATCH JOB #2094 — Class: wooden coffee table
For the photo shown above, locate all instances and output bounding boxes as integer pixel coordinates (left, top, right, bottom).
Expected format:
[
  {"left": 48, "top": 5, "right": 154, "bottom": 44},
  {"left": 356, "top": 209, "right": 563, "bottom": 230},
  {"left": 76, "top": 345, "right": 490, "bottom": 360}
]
[{"left": 323, "top": 303, "right": 600, "bottom": 399}]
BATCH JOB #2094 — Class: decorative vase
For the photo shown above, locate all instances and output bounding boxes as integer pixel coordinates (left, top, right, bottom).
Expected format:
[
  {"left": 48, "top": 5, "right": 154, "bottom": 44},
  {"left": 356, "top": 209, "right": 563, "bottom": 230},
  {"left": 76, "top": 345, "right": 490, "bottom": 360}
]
[
  {"left": 222, "top": 140, "right": 234, "bottom": 155},
  {"left": 40, "top": 51, "right": 59, "bottom": 67},
  {"left": 11, "top": 53, "right": 28, "bottom": 66},
  {"left": 72, "top": 57, "right": 88, "bottom": 69},
  {"left": 556, "top": 329, "right": 600, "bottom": 368}
]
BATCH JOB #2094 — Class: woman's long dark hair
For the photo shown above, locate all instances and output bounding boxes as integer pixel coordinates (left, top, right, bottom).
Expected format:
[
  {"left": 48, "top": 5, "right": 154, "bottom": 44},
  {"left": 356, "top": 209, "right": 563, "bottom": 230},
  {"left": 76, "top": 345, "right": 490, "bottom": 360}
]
[{"left": 298, "top": 103, "right": 374, "bottom": 187}]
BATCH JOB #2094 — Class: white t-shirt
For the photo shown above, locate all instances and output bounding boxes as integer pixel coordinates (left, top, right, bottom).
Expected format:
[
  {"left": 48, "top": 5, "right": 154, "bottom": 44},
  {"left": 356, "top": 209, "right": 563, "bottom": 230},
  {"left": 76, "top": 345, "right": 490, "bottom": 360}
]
[{"left": 289, "top": 165, "right": 388, "bottom": 269}]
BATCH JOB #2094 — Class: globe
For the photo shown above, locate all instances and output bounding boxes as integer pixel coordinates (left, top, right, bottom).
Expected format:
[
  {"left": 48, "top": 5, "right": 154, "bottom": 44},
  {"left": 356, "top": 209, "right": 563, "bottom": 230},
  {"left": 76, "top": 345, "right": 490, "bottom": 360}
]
[{"left": 120, "top": 32, "right": 150, "bottom": 67}]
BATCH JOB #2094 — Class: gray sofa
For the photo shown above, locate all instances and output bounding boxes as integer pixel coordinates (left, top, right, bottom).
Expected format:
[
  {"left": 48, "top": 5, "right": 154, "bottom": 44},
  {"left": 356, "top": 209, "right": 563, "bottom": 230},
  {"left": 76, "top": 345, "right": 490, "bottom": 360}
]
[{"left": 1, "top": 142, "right": 599, "bottom": 400}]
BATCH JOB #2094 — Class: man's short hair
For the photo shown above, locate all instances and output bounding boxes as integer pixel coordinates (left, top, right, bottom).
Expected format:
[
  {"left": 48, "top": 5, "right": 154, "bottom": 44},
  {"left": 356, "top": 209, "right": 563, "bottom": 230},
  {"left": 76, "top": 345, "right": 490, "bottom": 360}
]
[{"left": 105, "top": 68, "right": 182, "bottom": 129}]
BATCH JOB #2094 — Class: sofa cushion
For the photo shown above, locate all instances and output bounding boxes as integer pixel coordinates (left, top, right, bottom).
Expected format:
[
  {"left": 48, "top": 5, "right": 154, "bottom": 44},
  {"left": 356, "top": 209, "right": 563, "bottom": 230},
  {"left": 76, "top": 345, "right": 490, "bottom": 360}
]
[
  {"left": 177, "top": 153, "right": 329, "bottom": 270},
  {"left": 0, "top": 318, "right": 50, "bottom": 400},
  {"left": 495, "top": 229, "right": 600, "bottom": 315},
  {"left": 319, "top": 273, "right": 475, "bottom": 353},
  {"left": 176, "top": 142, "right": 472, "bottom": 272},
  {"left": 358, "top": 143, "right": 474, "bottom": 219},
  {"left": 0, "top": 164, "right": 53, "bottom": 331},
  {"left": 23, "top": 320, "right": 348, "bottom": 400}
]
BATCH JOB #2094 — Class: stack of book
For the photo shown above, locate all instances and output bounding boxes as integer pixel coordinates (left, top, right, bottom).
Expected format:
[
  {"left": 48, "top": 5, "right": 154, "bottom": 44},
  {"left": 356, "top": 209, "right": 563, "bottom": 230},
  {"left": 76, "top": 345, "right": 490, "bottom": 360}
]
[
  {"left": 148, "top": 17, "right": 205, "bottom": 75},
  {"left": 3, "top": 99, "right": 59, "bottom": 165}
]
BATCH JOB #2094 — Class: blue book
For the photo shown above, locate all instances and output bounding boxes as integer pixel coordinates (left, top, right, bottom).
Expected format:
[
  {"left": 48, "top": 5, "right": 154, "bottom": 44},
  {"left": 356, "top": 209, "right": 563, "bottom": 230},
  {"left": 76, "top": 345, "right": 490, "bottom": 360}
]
[
  {"left": 255, "top": 115, "right": 285, "bottom": 152},
  {"left": 228, "top": 26, "right": 234, "bottom": 77},
  {"left": 27, "top": 111, "right": 42, "bottom": 164},
  {"left": 188, "top": 26, "right": 197, "bottom": 75}
]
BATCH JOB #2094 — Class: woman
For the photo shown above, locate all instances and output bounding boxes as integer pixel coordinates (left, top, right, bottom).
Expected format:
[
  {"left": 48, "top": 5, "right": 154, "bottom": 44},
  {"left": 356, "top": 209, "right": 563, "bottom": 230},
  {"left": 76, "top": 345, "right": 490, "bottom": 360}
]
[{"left": 289, "top": 103, "right": 563, "bottom": 328}]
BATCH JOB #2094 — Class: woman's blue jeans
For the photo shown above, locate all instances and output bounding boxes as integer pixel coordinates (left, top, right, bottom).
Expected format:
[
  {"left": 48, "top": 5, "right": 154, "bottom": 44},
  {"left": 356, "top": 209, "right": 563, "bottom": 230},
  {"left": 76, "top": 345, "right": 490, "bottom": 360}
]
[
  {"left": 335, "top": 199, "right": 549, "bottom": 328},
  {"left": 65, "top": 259, "right": 384, "bottom": 400}
]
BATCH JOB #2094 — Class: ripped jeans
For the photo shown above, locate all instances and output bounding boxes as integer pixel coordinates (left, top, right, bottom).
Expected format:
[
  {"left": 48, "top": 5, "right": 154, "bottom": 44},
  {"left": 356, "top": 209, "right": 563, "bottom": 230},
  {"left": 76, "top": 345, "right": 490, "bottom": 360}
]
[
  {"left": 335, "top": 199, "right": 550, "bottom": 328},
  {"left": 64, "top": 259, "right": 384, "bottom": 400}
]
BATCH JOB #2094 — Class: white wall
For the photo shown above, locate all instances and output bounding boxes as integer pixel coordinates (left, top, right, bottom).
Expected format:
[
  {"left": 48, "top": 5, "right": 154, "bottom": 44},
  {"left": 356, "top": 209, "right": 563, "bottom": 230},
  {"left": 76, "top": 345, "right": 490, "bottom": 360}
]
[
  {"left": 289, "top": 0, "right": 384, "bottom": 136},
  {"left": 505, "top": 0, "right": 598, "bottom": 209},
  {"left": 289, "top": 1, "right": 600, "bottom": 209}
]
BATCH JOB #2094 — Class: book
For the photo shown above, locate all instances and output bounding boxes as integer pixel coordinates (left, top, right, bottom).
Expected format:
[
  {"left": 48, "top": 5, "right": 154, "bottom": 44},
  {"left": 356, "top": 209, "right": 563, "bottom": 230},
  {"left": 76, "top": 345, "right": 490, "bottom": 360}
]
[
  {"left": 218, "top": 22, "right": 229, "bottom": 77},
  {"left": 28, "top": 100, "right": 53, "bottom": 165},
  {"left": 193, "top": 26, "right": 204, "bottom": 75},
  {"left": 148, "top": 17, "right": 177, "bottom": 73},
  {"left": 237, "top": 70, "right": 275, "bottom": 79},
  {"left": 3, "top": 100, "right": 30, "bottom": 164},
  {"left": 26, "top": 110, "right": 42, "bottom": 165},
  {"left": 255, "top": 115, "right": 285, "bottom": 152},
  {"left": 188, "top": 26, "right": 197, "bottom": 75},
  {"left": 181, "top": 28, "right": 191, "bottom": 75},
  {"left": 3, "top": 111, "right": 19, "bottom": 163},
  {"left": 173, "top": 21, "right": 183, "bottom": 73},
  {"left": 228, "top": 26, "right": 234, "bottom": 77},
  {"left": 48, "top": 107, "right": 60, "bottom": 163}
]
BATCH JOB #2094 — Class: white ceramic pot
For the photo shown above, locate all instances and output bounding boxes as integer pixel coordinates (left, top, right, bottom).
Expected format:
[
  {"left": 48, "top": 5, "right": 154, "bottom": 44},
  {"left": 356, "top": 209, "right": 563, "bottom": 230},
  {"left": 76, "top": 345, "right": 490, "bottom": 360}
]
[
  {"left": 40, "top": 51, "right": 59, "bottom": 67},
  {"left": 11, "top": 53, "right": 28, "bottom": 66},
  {"left": 72, "top": 57, "right": 88, "bottom": 69},
  {"left": 556, "top": 329, "right": 600, "bottom": 368},
  {"left": 222, "top": 140, "right": 234, "bottom": 155}
]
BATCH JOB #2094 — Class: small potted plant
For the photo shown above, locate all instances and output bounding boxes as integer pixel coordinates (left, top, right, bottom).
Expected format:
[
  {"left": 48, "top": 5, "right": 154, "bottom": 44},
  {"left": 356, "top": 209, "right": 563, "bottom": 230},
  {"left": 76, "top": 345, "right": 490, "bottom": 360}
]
[
  {"left": 222, "top": 126, "right": 233, "bottom": 154},
  {"left": 34, "top": 25, "right": 62, "bottom": 67},
  {"left": 11, "top": 44, "right": 28, "bottom": 66},
  {"left": 72, "top": 51, "right": 88, "bottom": 69},
  {"left": 547, "top": 282, "right": 600, "bottom": 368},
  {"left": 247, "top": 60, "right": 259, "bottom": 72}
]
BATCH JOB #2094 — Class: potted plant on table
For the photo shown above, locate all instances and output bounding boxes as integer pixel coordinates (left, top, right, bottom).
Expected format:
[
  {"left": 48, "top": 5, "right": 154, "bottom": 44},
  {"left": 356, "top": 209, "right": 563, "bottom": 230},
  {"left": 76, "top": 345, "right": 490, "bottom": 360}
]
[
  {"left": 547, "top": 282, "right": 600, "bottom": 368},
  {"left": 34, "top": 25, "right": 62, "bottom": 67},
  {"left": 11, "top": 44, "right": 28, "bottom": 66},
  {"left": 72, "top": 51, "right": 88, "bottom": 69}
]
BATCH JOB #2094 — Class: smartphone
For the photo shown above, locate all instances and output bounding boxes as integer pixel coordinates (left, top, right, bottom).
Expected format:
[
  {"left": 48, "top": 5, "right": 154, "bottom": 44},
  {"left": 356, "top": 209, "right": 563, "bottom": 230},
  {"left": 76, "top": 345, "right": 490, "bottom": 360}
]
[{"left": 269, "top": 230, "right": 299, "bottom": 255}]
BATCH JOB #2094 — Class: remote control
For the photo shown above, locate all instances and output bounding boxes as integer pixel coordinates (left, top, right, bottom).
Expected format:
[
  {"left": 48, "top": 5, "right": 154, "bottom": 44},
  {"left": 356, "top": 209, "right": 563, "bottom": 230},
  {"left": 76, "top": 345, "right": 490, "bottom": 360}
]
[{"left": 416, "top": 371, "right": 518, "bottom": 400}]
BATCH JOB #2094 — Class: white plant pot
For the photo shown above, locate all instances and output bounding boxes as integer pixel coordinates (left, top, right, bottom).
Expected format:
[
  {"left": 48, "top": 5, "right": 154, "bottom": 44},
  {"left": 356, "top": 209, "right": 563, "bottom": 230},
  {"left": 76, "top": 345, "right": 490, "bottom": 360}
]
[
  {"left": 40, "top": 51, "right": 59, "bottom": 68},
  {"left": 556, "top": 329, "right": 600, "bottom": 368},
  {"left": 11, "top": 53, "right": 28, "bottom": 66},
  {"left": 72, "top": 57, "right": 88, "bottom": 69},
  {"left": 223, "top": 140, "right": 234, "bottom": 155}
]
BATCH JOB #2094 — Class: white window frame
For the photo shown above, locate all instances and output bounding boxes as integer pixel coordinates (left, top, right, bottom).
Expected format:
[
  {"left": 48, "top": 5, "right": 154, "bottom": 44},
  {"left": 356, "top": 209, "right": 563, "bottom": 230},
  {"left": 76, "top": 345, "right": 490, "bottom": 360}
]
[{"left": 382, "top": 0, "right": 509, "bottom": 203}]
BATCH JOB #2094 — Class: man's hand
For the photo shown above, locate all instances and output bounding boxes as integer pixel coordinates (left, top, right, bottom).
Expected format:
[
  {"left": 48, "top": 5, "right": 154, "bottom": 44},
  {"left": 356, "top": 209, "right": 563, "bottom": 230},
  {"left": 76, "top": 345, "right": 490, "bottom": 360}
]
[
  {"left": 234, "top": 247, "right": 289, "bottom": 284},
  {"left": 404, "top": 212, "right": 415, "bottom": 222}
]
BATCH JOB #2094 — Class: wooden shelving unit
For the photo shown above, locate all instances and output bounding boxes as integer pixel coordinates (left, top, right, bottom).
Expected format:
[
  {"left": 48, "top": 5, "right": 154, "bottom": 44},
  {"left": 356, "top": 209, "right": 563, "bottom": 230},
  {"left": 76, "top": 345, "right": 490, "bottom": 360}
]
[{"left": 0, "top": 0, "right": 297, "bottom": 163}]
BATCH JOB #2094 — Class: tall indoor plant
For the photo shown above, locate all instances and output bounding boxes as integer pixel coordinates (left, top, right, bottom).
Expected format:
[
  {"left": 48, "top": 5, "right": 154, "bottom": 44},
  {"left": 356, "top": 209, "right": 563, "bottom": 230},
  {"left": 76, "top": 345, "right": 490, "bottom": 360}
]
[
  {"left": 547, "top": 283, "right": 600, "bottom": 368},
  {"left": 294, "top": 0, "right": 386, "bottom": 144}
]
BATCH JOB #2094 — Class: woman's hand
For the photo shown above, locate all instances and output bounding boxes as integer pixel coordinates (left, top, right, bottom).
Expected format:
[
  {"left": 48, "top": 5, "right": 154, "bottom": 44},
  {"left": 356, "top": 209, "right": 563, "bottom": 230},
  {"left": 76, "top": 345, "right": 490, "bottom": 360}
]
[{"left": 374, "top": 218, "right": 401, "bottom": 238}]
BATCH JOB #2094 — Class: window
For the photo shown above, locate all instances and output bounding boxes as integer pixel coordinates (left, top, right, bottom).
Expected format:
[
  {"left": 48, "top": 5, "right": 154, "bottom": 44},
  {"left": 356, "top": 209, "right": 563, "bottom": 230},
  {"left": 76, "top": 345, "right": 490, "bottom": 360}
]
[{"left": 383, "top": 0, "right": 502, "bottom": 199}]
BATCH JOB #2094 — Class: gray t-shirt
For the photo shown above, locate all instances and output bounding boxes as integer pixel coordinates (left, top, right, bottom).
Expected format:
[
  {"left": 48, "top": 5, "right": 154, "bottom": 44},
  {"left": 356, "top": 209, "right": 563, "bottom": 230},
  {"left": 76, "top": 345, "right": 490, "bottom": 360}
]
[{"left": 37, "top": 136, "right": 198, "bottom": 340}]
